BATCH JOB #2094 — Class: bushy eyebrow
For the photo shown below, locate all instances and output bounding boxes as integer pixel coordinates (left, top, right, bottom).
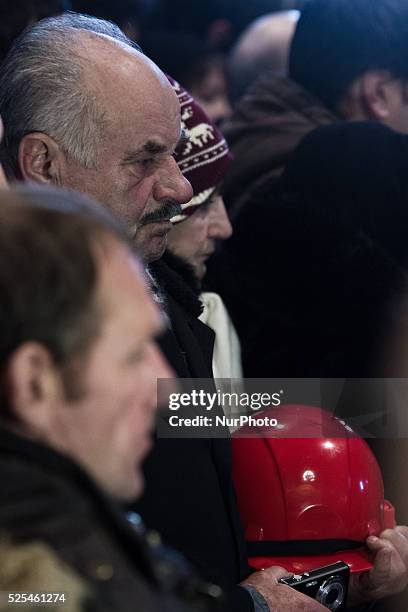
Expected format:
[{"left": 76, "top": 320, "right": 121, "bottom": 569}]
[
  {"left": 122, "top": 140, "right": 166, "bottom": 164},
  {"left": 143, "top": 140, "right": 167, "bottom": 155},
  {"left": 122, "top": 128, "right": 190, "bottom": 165}
]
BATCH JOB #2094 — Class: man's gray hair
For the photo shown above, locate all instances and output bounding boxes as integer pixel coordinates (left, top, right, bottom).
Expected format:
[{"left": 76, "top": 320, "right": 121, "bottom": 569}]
[{"left": 0, "top": 12, "right": 140, "bottom": 179}]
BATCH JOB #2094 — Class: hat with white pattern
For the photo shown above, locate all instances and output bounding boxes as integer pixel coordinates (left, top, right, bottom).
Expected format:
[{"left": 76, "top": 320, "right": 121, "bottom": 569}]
[{"left": 167, "top": 76, "right": 232, "bottom": 223}]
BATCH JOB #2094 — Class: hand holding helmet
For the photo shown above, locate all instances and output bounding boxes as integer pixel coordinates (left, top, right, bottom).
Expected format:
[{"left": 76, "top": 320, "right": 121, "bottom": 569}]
[
  {"left": 349, "top": 527, "right": 408, "bottom": 605},
  {"left": 232, "top": 405, "right": 408, "bottom": 608}
]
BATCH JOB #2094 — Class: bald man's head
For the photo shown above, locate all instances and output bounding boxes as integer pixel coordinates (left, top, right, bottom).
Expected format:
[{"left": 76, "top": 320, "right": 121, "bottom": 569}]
[
  {"left": 0, "top": 12, "right": 146, "bottom": 179},
  {"left": 229, "top": 10, "right": 299, "bottom": 101},
  {"left": 0, "top": 13, "right": 193, "bottom": 262}
]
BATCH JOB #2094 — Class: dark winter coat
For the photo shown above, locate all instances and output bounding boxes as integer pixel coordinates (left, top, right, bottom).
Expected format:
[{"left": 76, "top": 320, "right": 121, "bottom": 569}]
[
  {"left": 222, "top": 75, "right": 337, "bottom": 220},
  {"left": 133, "top": 253, "right": 254, "bottom": 612},
  {"left": 0, "top": 427, "right": 222, "bottom": 612},
  {"left": 212, "top": 122, "right": 408, "bottom": 437}
]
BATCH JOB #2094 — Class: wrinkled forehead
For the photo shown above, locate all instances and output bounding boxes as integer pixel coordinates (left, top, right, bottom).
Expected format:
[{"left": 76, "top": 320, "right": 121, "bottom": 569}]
[
  {"left": 78, "top": 33, "right": 178, "bottom": 114},
  {"left": 84, "top": 44, "right": 180, "bottom": 149}
]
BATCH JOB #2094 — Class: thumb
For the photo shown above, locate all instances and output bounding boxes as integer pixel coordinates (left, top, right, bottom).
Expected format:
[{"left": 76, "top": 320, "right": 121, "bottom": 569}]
[
  {"left": 262, "top": 566, "right": 292, "bottom": 582},
  {"left": 364, "top": 540, "right": 392, "bottom": 588}
]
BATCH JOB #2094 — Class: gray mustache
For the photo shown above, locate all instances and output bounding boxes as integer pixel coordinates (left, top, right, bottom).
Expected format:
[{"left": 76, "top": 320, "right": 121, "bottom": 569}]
[{"left": 140, "top": 201, "right": 182, "bottom": 225}]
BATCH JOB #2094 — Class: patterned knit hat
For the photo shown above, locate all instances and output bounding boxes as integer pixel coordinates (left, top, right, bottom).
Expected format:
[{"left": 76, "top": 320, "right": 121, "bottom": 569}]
[{"left": 167, "top": 76, "right": 233, "bottom": 223}]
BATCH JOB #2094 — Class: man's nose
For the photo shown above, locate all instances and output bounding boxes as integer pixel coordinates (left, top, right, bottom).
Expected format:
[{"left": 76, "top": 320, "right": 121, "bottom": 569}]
[{"left": 153, "top": 157, "right": 193, "bottom": 204}]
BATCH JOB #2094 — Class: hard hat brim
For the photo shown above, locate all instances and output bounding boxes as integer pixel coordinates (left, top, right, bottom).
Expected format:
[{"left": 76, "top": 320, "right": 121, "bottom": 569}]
[{"left": 249, "top": 547, "right": 373, "bottom": 574}]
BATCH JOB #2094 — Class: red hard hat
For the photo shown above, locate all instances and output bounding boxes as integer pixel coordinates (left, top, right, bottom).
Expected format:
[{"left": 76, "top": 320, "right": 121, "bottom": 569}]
[{"left": 232, "top": 405, "right": 395, "bottom": 574}]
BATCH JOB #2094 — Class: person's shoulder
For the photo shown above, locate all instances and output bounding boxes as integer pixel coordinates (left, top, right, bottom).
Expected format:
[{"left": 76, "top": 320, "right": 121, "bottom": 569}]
[
  {"left": 0, "top": 539, "right": 90, "bottom": 612},
  {"left": 225, "top": 75, "right": 335, "bottom": 134},
  {"left": 0, "top": 430, "right": 95, "bottom": 538}
]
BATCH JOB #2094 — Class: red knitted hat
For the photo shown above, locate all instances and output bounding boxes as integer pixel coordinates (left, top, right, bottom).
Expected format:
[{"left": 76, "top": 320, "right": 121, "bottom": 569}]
[{"left": 167, "top": 76, "right": 232, "bottom": 222}]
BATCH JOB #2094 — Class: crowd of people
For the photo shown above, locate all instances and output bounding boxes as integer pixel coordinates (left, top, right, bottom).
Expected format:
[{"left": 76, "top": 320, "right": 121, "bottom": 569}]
[{"left": 1, "top": 0, "right": 408, "bottom": 611}]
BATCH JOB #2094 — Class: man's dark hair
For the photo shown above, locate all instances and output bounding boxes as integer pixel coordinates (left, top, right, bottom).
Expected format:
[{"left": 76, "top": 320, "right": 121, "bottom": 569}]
[
  {"left": 289, "top": 0, "right": 408, "bottom": 110},
  {"left": 0, "top": 12, "right": 138, "bottom": 180},
  {"left": 0, "top": 185, "right": 130, "bottom": 409}
]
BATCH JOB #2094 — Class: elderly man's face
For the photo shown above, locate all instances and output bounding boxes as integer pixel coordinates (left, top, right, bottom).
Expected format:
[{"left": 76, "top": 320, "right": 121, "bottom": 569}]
[
  {"left": 48, "top": 238, "right": 172, "bottom": 500},
  {"left": 60, "top": 47, "right": 192, "bottom": 263}
]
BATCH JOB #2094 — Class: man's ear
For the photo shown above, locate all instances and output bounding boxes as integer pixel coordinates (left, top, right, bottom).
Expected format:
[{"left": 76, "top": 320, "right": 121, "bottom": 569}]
[
  {"left": 359, "top": 70, "right": 403, "bottom": 122},
  {"left": 6, "top": 342, "right": 61, "bottom": 435},
  {"left": 18, "top": 133, "right": 64, "bottom": 185}
]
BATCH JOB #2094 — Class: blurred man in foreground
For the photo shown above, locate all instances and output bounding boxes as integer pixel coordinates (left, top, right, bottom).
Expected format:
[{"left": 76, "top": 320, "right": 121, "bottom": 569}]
[{"left": 0, "top": 185, "right": 224, "bottom": 611}]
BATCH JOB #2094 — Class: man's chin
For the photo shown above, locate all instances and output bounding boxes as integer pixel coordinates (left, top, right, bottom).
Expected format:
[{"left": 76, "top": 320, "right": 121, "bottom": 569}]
[
  {"left": 134, "top": 225, "right": 169, "bottom": 263},
  {"left": 136, "top": 236, "right": 167, "bottom": 264},
  {"left": 101, "top": 472, "right": 143, "bottom": 503}
]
